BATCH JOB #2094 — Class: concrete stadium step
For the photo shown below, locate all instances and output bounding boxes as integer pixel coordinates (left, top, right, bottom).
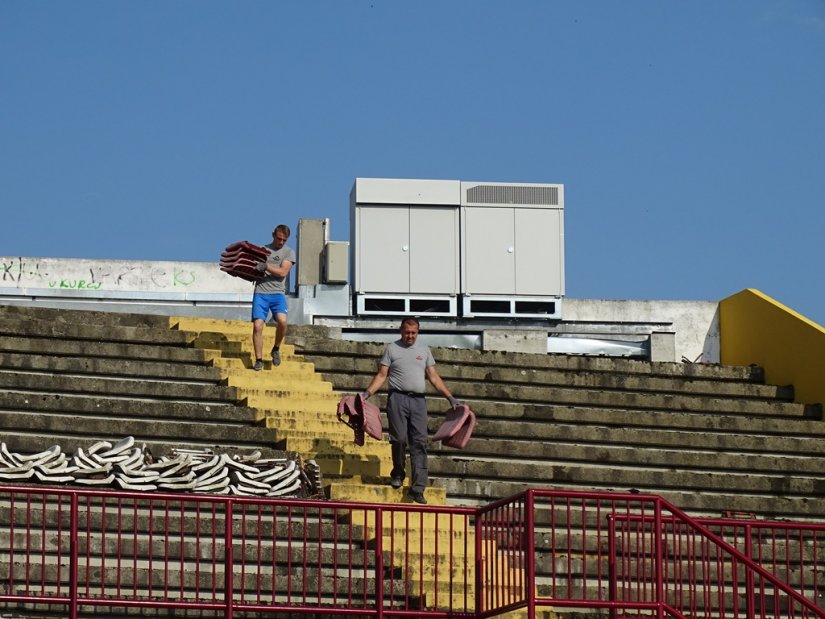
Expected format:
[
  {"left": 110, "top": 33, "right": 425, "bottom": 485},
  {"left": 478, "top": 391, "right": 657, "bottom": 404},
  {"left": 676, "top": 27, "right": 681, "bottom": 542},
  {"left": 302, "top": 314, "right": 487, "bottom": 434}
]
[
  {"left": 188, "top": 332, "right": 296, "bottom": 357},
  {"left": 262, "top": 413, "right": 356, "bottom": 434},
  {"left": 0, "top": 316, "right": 195, "bottom": 347},
  {"left": 236, "top": 386, "right": 336, "bottom": 404},
  {"left": 329, "top": 480, "right": 448, "bottom": 506},
  {"left": 210, "top": 355, "right": 318, "bottom": 374},
  {"left": 432, "top": 419, "right": 825, "bottom": 461},
  {"left": 225, "top": 372, "right": 333, "bottom": 392},
  {"left": 0, "top": 350, "right": 223, "bottom": 383},
  {"left": 0, "top": 369, "right": 240, "bottom": 403},
  {"left": 381, "top": 392, "right": 818, "bottom": 424},
  {"left": 0, "top": 304, "right": 173, "bottom": 328},
  {"left": 433, "top": 436, "right": 825, "bottom": 475},
  {"left": 0, "top": 390, "right": 260, "bottom": 424},
  {"left": 429, "top": 454, "right": 825, "bottom": 496},
  {"left": 313, "top": 455, "right": 393, "bottom": 479},
  {"left": 0, "top": 430, "right": 276, "bottom": 458},
  {"left": 306, "top": 355, "right": 790, "bottom": 400},
  {"left": 270, "top": 428, "right": 383, "bottom": 450},
  {"left": 243, "top": 393, "right": 340, "bottom": 410},
  {"left": 292, "top": 336, "right": 765, "bottom": 382},
  {"left": 0, "top": 410, "right": 276, "bottom": 446},
  {"left": 0, "top": 334, "right": 211, "bottom": 365},
  {"left": 171, "top": 316, "right": 259, "bottom": 337},
  {"left": 328, "top": 375, "right": 805, "bottom": 417},
  {"left": 441, "top": 399, "right": 825, "bottom": 433}
]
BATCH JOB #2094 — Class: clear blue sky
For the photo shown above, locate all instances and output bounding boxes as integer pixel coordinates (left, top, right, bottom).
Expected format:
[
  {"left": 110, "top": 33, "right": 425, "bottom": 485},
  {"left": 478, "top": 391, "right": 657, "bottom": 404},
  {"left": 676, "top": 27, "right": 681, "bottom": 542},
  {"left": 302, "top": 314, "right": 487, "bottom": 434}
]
[{"left": 2, "top": 2, "right": 824, "bottom": 325}]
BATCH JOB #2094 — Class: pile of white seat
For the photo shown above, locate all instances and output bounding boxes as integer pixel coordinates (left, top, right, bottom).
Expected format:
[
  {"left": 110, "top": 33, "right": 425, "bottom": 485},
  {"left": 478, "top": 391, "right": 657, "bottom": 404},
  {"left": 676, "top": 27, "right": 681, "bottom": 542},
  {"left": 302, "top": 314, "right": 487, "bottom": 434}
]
[{"left": 0, "top": 438, "right": 322, "bottom": 498}]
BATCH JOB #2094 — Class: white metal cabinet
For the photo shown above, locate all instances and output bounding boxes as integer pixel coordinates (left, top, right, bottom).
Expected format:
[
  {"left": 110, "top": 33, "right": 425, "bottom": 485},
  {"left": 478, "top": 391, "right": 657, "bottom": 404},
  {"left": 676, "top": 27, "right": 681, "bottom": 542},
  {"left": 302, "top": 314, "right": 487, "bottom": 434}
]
[
  {"left": 514, "top": 207, "right": 563, "bottom": 295},
  {"left": 463, "top": 207, "right": 515, "bottom": 294},
  {"left": 462, "top": 206, "right": 564, "bottom": 296},
  {"left": 351, "top": 178, "right": 461, "bottom": 316},
  {"left": 460, "top": 181, "right": 564, "bottom": 319},
  {"left": 356, "top": 205, "right": 458, "bottom": 294},
  {"left": 357, "top": 206, "right": 410, "bottom": 293}
]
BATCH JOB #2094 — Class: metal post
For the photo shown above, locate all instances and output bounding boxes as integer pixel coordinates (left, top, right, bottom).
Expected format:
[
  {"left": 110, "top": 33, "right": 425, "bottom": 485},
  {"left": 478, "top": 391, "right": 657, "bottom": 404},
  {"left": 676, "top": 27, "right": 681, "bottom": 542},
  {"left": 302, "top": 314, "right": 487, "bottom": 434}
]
[
  {"left": 224, "top": 498, "right": 234, "bottom": 619},
  {"left": 69, "top": 493, "right": 79, "bottom": 619},
  {"left": 654, "top": 500, "right": 664, "bottom": 619},
  {"left": 375, "top": 508, "right": 384, "bottom": 619},
  {"left": 526, "top": 490, "right": 536, "bottom": 619},
  {"left": 607, "top": 514, "right": 617, "bottom": 619}
]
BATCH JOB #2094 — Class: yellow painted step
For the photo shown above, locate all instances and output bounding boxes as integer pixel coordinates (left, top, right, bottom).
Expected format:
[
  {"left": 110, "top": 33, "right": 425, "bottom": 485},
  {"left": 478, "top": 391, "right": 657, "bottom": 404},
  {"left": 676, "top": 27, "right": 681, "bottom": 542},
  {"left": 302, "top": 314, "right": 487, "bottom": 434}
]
[
  {"left": 170, "top": 316, "right": 257, "bottom": 335},
  {"left": 225, "top": 372, "right": 327, "bottom": 391},
  {"left": 267, "top": 424, "right": 355, "bottom": 440},
  {"left": 278, "top": 438, "right": 385, "bottom": 455},
  {"left": 329, "top": 481, "right": 447, "bottom": 506},
  {"left": 239, "top": 388, "right": 336, "bottom": 404},
  {"left": 212, "top": 357, "right": 317, "bottom": 374},
  {"left": 311, "top": 457, "right": 392, "bottom": 479},
  {"left": 244, "top": 394, "right": 340, "bottom": 410},
  {"left": 263, "top": 416, "right": 351, "bottom": 433}
]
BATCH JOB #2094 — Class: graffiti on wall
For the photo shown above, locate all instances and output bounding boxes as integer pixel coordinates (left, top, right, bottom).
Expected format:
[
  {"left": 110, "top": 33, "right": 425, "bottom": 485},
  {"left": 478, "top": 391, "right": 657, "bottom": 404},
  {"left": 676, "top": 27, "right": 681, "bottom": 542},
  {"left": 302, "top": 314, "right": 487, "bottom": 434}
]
[{"left": 1, "top": 257, "right": 199, "bottom": 292}]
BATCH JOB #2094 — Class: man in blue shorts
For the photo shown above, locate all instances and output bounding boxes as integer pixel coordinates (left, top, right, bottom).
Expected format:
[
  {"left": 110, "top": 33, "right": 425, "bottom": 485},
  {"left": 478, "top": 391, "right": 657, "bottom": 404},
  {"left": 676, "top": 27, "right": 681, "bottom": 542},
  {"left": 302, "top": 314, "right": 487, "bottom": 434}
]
[
  {"left": 251, "top": 224, "right": 296, "bottom": 371},
  {"left": 361, "top": 317, "right": 460, "bottom": 504}
]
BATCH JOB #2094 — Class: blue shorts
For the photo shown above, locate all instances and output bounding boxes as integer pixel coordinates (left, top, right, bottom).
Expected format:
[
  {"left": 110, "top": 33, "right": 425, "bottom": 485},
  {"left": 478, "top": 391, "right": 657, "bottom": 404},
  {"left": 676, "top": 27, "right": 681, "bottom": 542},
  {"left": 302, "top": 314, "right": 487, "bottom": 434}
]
[{"left": 251, "top": 293, "right": 288, "bottom": 322}]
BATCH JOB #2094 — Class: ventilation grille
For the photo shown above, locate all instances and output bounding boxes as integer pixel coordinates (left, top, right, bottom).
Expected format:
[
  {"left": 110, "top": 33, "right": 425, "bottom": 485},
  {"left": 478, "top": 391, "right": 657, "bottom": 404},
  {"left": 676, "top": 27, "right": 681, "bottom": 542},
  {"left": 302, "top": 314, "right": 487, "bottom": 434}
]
[{"left": 465, "top": 184, "right": 559, "bottom": 206}]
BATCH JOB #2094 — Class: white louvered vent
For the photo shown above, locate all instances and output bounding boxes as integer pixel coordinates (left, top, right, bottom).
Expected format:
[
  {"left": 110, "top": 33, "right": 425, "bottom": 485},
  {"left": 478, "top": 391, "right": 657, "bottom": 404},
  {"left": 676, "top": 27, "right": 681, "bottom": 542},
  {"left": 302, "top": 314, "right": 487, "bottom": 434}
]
[{"left": 465, "top": 184, "right": 559, "bottom": 206}]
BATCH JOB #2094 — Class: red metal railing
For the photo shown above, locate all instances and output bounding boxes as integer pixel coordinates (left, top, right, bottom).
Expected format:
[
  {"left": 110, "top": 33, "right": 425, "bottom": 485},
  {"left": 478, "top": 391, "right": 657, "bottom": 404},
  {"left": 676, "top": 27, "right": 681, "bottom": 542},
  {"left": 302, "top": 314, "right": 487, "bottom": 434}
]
[
  {"left": 475, "top": 489, "right": 825, "bottom": 619},
  {"left": 2, "top": 484, "right": 823, "bottom": 619}
]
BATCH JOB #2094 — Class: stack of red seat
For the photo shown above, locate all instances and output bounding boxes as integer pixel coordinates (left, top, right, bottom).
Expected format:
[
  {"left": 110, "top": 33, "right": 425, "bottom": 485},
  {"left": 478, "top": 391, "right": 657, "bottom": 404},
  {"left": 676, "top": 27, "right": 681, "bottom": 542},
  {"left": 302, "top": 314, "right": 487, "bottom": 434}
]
[{"left": 220, "top": 241, "right": 271, "bottom": 282}]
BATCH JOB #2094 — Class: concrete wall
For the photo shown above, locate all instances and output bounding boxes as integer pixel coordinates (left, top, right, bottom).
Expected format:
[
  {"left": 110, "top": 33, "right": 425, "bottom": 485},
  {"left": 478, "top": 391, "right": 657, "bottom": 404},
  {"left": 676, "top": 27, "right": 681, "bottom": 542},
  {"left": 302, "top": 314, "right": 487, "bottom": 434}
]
[
  {"left": 1, "top": 255, "right": 720, "bottom": 362},
  {"left": 564, "top": 298, "right": 720, "bottom": 364},
  {"left": 720, "top": 288, "right": 825, "bottom": 406},
  {"left": 0, "top": 255, "right": 257, "bottom": 319}
]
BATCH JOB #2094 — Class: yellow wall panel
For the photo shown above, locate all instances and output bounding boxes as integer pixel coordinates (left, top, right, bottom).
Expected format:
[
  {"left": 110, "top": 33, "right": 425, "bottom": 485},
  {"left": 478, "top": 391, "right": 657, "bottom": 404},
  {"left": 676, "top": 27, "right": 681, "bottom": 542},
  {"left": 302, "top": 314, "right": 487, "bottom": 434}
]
[{"left": 720, "top": 288, "right": 825, "bottom": 407}]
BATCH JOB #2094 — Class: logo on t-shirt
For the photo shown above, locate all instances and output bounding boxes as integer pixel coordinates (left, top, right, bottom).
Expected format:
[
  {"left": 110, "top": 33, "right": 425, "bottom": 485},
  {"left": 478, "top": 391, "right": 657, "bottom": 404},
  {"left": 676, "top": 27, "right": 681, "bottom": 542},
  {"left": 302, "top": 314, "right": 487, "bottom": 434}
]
[{"left": 416, "top": 355, "right": 424, "bottom": 361}]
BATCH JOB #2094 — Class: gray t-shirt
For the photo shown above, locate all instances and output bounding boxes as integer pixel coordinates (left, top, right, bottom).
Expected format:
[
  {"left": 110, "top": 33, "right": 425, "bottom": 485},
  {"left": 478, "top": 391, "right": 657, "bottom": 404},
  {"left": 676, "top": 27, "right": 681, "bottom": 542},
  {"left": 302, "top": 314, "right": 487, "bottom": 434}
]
[
  {"left": 379, "top": 339, "right": 435, "bottom": 394},
  {"left": 254, "top": 243, "right": 296, "bottom": 294}
]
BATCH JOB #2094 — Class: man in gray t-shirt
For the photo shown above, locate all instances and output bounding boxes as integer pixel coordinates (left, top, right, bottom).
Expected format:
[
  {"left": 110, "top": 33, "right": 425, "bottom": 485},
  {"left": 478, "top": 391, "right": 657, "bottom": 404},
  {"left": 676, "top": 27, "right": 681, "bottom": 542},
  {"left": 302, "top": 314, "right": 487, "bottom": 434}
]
[
  {"left": 250, "top": 224, "right": 296, "bottom": 371},
  {"left": 361, "top": 317, "right": 460, "bottom": 505}
]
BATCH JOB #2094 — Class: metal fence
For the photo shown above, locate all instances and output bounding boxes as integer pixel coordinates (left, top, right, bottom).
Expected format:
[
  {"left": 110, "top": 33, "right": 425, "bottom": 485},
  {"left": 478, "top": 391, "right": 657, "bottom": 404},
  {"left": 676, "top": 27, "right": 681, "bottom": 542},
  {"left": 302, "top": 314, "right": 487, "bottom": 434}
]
[{"left": 1, "top": 484, "right": 823, "bottom": 619}]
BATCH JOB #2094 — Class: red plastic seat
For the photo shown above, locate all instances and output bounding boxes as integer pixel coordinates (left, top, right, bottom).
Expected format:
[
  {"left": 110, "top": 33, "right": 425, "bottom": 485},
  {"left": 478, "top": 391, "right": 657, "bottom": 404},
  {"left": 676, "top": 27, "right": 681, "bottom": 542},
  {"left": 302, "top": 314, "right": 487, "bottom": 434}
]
[
  {"left": 337, "top": 394, "right": 383, "bottom": 446},
  {"left": 431, "top": 404, "right": 476, "bottom": 449}
]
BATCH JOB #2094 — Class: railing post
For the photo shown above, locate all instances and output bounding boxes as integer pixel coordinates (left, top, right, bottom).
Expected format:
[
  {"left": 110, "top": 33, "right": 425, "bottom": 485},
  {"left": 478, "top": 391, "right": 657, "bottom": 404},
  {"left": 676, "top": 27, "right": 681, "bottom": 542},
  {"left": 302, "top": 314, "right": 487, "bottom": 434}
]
[
  {"left": 224, "top": 498, "right": 234, "bottom": 619},
  {"left": 69, "top": 492, "right": 79, "bottom": 619},
  {"left": 375, "top": 507, "right": 384, "bottom": 619},
  {"left": 475, "top": 502, "right": 484, "bottom": 617},
  {"left": 525, "top": 490, "right": 536, "bottom": 619},
  {"left": 607, "top": 514, "right": 617, "bottom": 619},
  {"left": 654, "top": 499, "right": 664, "bottom": 619},
  {"left": 744, "top": 523, "right": 755, "bottom": 619}
]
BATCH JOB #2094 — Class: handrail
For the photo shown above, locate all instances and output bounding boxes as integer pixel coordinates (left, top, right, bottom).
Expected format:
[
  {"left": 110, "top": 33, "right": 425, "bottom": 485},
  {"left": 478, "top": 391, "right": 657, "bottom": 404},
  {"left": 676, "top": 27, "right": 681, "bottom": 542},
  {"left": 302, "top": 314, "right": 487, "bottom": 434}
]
[{"left": 602, "top": 491, "right": 825, "bottom": 618}]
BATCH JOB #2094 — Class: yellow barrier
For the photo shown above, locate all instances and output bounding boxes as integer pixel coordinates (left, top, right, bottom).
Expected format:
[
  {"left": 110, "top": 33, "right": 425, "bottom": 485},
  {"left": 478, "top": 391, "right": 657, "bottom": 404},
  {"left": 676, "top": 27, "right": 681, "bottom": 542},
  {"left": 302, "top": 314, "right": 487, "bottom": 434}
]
[{"left": 720, "top": 288, "right": 825, "bottom": 407}]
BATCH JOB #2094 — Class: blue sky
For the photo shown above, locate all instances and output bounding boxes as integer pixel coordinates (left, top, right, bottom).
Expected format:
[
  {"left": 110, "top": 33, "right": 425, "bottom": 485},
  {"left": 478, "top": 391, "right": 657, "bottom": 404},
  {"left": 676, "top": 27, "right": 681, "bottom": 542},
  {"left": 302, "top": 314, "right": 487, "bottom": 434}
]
[{"left": 2, "top": 1, "right": 824, "bottom": 325}]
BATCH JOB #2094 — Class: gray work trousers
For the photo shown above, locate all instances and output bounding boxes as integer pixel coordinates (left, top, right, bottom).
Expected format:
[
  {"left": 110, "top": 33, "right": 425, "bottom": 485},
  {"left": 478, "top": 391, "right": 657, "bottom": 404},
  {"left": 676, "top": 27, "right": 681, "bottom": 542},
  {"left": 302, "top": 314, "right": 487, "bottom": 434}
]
[{"left": 386, "top": 391, "right": 429, "bottom": 492}]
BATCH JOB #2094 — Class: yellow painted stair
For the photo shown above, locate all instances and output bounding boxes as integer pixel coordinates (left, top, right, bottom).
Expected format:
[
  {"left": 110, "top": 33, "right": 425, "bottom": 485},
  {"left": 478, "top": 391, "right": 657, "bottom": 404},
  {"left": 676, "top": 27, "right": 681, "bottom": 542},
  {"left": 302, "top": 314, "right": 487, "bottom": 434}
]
[
  {"left": 168, "top": 316, "right": 529, "bottom": 616},
  {"left": 170, "top": 316, "right": 396, "bottom": 484}
]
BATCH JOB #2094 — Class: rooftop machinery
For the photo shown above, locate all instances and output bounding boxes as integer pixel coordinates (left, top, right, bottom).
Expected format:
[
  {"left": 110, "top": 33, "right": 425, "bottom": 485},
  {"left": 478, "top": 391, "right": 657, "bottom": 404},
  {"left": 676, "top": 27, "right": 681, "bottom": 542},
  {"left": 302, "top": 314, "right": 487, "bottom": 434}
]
[{"left": 350, "top": 177, "right": 564, "bottom": 320}]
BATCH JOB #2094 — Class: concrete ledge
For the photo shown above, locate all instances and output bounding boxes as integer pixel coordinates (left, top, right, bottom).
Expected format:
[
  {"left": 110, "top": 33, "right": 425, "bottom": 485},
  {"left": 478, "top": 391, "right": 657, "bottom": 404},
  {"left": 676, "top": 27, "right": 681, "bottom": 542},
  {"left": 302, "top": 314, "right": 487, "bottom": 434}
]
[
  {"left": 649, "top": 331, "right": 676, "bottom": 362},
  {"left": 483, "top": 328, "right": 547, "bottom": 353}
]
